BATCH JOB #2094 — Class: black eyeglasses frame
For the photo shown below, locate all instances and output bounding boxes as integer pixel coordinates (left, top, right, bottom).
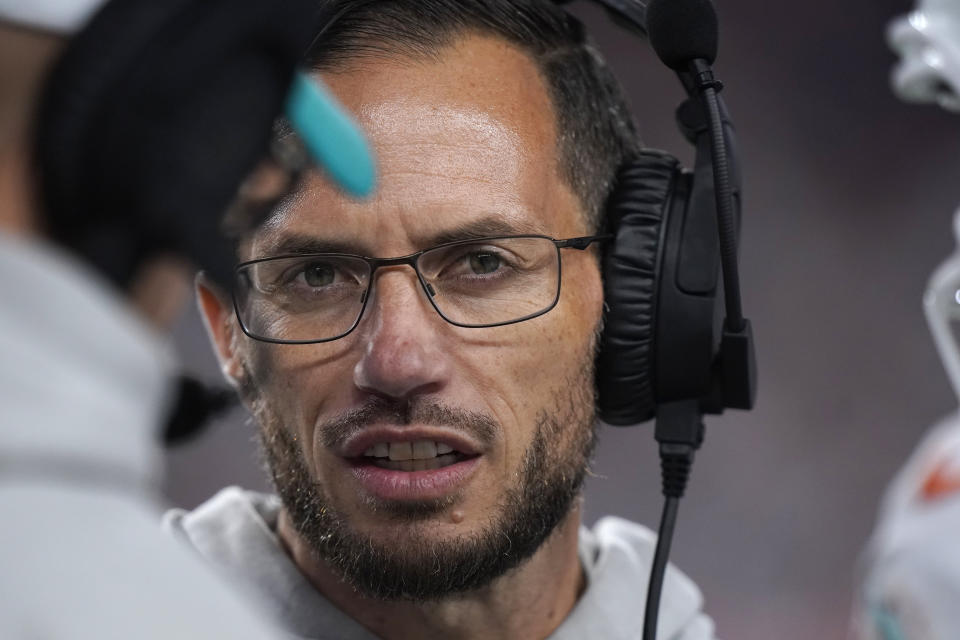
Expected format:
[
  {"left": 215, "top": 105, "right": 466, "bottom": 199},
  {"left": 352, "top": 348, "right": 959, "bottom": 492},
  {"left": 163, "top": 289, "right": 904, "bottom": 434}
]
[{"left": 232, "top": 233, "right": 611, "bottom": 345}]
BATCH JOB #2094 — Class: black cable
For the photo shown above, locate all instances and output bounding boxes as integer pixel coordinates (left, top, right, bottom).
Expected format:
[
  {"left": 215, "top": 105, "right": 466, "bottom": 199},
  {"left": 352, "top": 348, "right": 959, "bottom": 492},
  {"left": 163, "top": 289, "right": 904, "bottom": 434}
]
[
  {"left": 643, "top": 441, "right": 696, "bottom": 640},
  {"left": 643, "top": 496, "right": 679, "bottom": 640}
]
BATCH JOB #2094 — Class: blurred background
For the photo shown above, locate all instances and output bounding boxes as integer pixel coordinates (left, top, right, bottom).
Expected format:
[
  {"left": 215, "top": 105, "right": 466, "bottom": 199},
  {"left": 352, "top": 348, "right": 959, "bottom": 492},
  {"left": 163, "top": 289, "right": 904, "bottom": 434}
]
[{"left": 164, "top": 1, "right": 960, "bottom": 638}]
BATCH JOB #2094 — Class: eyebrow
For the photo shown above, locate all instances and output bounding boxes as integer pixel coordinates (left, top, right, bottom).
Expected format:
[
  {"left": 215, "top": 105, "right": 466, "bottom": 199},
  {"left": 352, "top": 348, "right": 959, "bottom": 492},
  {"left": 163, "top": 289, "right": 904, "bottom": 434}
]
[
  {"left": 258, "top": 234, "right": 367, "bottom": 257},
  {"left": 424, "top": 216, "right": 544, "bottom": 246},
  {"left": 256, "top": 215, "right": 546, "bottom": 259}
]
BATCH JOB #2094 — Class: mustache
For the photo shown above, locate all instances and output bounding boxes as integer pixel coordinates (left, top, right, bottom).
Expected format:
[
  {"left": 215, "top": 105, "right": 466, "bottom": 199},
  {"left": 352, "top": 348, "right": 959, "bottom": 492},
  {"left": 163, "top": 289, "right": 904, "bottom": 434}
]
[{"left": 316, "top": 397, "right": 499, "bottom": 449}]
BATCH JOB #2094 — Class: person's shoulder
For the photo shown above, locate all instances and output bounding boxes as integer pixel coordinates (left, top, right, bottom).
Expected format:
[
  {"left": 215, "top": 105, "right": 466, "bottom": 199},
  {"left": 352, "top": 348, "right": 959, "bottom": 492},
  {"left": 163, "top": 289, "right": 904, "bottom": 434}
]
[{"left": 559, "top": 516, "right": 715, "bottom": 640}]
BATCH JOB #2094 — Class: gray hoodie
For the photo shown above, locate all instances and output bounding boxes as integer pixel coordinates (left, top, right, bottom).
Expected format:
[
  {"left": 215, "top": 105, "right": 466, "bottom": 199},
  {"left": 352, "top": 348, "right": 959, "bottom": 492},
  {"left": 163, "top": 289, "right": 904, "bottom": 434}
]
[{"left": 166, "top": 487, "right": 716, "bottom": 639}]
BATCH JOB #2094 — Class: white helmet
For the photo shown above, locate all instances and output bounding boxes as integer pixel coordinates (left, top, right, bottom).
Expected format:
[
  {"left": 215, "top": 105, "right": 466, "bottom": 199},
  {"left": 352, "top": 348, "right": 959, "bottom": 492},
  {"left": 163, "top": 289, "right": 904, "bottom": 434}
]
[{"left": 888, "top": 0, "right": 960, "bottom": 111}]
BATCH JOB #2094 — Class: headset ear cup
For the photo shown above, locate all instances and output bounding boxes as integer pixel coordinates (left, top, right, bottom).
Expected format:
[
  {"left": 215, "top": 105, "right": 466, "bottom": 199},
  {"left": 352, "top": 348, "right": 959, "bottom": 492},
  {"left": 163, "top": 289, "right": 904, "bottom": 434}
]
[{"left": 596, "top": 150, "right": 680, "bottom": 426}]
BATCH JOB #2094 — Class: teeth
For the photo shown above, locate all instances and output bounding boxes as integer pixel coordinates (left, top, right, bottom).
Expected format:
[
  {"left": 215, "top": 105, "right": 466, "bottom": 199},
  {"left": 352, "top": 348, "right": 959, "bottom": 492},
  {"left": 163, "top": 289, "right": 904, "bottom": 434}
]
[
  {"left": 412, "top": 440, "right": 437, "bottom": 460},
  {"left": 388, "top": 442, "right": 413, "bottom": 461},
  {"left": 362, "top": 440, "right": 458, "bottom": 459}
]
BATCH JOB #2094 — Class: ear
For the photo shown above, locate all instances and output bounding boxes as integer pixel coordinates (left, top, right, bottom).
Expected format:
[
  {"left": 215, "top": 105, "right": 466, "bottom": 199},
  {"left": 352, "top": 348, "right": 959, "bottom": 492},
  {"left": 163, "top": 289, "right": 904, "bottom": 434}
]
[{"left": 196, "top": 273, "right": 245, "bottom": 388}]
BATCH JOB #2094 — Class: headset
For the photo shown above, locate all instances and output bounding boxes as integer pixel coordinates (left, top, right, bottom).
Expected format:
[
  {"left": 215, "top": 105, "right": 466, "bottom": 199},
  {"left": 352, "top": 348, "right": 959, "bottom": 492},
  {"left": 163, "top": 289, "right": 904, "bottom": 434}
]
[
  {"left": 555, "top": 0, "right": 757, "bottom": 636},
  {"left": 556, "top": 0, "right": 757, "bottom": 433}
]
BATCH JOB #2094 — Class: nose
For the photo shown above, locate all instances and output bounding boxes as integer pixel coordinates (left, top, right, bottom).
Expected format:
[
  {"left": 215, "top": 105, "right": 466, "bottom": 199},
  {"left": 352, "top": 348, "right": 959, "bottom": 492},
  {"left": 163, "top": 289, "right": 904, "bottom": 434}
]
[{"left": 353, "top": 267, "right": 452, "bottom": 401}]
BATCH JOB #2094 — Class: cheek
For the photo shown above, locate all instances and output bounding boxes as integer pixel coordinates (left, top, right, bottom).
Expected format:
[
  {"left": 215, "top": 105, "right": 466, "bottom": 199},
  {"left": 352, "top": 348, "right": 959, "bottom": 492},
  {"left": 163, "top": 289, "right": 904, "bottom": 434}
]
[
  {"left": 239, "top": 339, "right": 358, "bottom": 439},
  {"left": 464, "top": 262, "right": 602, "bottom": 445},
  {"left": 530, "top": 258, "right": 603, "bottom": 370},
  {"left": 563, "top": 257, "right": 605, "bottom": 331}
]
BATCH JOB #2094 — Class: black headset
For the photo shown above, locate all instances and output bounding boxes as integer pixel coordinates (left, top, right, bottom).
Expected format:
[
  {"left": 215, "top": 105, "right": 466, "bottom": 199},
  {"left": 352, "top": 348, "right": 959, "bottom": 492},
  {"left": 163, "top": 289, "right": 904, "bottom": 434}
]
[
  {"left": 560, "top": 0, "right": 756, "bottom": 426},
  {"left": 566, "top": 0, "right": 757, "bottom": 428},
  {"left": 560, "top": 1, "right": 757, "bottom": 636}
]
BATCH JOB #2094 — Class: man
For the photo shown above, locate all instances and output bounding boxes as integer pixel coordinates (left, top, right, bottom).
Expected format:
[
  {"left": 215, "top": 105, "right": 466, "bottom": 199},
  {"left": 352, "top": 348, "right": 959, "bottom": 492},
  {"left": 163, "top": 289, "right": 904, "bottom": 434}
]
[
  {"left": 0, "top": 1, "right": 371, "bottom": 637},
  {"left": 854, "top": 1, "right": 960, "bottom": 638},
  {"left": 173, "top": 1, "right": 715, "bottom": 638}
]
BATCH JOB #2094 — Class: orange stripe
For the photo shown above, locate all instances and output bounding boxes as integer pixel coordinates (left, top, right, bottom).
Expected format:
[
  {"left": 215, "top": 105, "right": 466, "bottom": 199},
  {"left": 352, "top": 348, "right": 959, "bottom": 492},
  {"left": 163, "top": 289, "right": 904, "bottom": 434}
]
[{"left": 920, "top": 457, "right": 960, "bottom": 502}]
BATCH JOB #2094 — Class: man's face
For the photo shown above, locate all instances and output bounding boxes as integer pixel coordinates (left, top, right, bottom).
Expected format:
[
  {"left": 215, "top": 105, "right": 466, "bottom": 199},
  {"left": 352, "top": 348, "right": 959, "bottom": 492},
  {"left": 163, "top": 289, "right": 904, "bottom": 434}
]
[{"left": 207, "top": 34, "right": 604, "bottom": 598}]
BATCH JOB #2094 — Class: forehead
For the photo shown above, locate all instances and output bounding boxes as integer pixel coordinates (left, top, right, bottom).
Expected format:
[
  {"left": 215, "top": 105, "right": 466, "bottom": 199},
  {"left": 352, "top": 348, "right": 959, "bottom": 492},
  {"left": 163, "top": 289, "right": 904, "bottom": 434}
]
[{"left": 248, "top": 34, "right": 583, "bottom": 259}]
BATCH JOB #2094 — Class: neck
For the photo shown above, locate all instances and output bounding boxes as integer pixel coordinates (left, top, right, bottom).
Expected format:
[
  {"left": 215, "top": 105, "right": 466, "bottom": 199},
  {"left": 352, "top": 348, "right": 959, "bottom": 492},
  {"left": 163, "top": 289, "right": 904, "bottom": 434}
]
[
  {"left": 0, "top": 139, "right": 41, "bottom": 237},
  {"left": 0, "top": 24, "right": 62, "bottom": 237},
  {"left": 277, "top": 504, "right": 586, "bottom": 640}
]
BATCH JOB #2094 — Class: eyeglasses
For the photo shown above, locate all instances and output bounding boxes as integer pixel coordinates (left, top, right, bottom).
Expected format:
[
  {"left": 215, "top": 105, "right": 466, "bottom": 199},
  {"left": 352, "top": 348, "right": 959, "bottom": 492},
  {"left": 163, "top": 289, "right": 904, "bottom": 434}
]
[{"left": 233, "top": 234, "right": 610, "bottom": 344}]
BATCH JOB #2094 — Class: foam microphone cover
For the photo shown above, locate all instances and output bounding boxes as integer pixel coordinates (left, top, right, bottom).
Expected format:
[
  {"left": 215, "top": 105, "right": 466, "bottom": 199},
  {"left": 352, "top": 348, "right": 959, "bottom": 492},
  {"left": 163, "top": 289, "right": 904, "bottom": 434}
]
[{"left": 645, "top": 0, "right": 718, "bottom": 69}]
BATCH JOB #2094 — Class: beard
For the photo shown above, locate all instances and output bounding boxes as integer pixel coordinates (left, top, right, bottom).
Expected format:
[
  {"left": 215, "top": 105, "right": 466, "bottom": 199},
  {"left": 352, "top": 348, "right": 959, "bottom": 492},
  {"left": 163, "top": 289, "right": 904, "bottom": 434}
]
[{"left": 245, "top": 353, "right": 598, "bottom": 602}]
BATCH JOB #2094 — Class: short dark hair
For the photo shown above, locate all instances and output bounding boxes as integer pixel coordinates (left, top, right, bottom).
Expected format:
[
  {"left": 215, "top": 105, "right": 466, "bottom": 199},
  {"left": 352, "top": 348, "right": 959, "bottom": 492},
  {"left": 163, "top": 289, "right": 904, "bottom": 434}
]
[{"left": 304, "top": 0, "right": 640, "bottom": 231}]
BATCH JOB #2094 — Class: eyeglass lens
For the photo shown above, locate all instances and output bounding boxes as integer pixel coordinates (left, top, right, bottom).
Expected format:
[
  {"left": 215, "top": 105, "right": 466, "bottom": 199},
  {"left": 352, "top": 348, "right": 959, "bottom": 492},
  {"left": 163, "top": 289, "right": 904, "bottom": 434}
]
[{"left": 235, "top": 236, "right": 561, "bottom": 343}]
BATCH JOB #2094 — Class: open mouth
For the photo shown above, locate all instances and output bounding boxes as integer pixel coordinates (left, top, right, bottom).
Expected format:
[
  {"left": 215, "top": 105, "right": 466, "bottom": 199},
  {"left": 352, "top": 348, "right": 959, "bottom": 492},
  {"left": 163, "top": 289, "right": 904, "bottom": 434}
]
[
  {"left": 356, "top": 440, "right": 475, "bottom": 472},
  {"left": 345, "top": 434, "right": 484, "bottom": 500}
]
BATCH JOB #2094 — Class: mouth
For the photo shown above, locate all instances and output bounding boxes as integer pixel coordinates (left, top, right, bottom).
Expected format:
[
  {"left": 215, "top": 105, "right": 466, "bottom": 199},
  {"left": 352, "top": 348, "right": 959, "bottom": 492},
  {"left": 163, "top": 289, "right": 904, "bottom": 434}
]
[
  {"left": 355, "top": 440, "right": 476, "bottom": 471},
  {"left": 339, "top": 431, "right": 484, "bottom": 502}
]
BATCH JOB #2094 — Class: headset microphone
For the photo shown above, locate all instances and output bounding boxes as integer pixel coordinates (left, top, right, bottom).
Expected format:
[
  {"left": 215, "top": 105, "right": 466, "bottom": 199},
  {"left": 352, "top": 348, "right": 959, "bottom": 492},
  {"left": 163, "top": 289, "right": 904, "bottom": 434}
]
[{"left": 645, "top": 0, "right": 718, "bottom": 69}]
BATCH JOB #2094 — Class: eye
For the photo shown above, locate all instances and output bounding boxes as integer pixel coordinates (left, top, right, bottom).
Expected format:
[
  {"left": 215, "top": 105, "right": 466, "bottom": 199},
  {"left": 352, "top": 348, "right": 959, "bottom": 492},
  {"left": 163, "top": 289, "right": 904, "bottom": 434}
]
[
  {"left": 420, "top": 240, "right": 526, "bottom": 283},
  {"left": 302, "top": 262, "right": 336, "bottom": 287},
  {"left": 469, "top": 252, "right": 502, "bottom": 275}
]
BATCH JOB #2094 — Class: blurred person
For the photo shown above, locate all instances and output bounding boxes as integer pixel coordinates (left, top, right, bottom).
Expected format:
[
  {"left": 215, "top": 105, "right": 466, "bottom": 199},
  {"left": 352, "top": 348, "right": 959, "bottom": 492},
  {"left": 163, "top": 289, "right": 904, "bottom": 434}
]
[
  {"left": 169, "top": 1, "right": 734, "bottom": 639},
  {"left": 854, "top": 1, "right": 960, "bottom": 638},
  {"left": 0, "top": 0, "right": 372, "bottom": 637}
]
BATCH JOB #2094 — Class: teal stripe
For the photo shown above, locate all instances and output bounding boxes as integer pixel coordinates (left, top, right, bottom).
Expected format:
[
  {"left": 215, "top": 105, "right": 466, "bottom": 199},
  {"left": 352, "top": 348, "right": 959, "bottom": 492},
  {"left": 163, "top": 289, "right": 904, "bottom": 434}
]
[
  {"left": 284, "top": 70, "right": 375, "bottom": 198},
  {"left": 871, "top": 603, "right": 908, "bottom": 640}
]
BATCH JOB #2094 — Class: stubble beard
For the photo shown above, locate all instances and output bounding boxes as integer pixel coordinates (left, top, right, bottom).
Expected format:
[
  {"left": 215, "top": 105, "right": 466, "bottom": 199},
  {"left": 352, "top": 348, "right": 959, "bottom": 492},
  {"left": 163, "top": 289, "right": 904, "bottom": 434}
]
[{"left": 246, "top": 350, "right": 598, "bottom": 602}]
